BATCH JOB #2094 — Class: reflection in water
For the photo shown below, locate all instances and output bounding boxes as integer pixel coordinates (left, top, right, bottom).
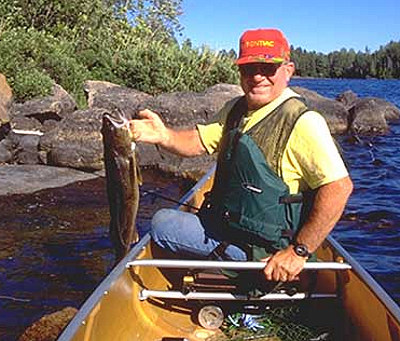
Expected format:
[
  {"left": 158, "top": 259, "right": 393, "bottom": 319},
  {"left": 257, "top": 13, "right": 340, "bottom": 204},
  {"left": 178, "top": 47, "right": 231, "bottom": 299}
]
[{"left": 0, "top": 169, "right": 193, "bottom": 340}]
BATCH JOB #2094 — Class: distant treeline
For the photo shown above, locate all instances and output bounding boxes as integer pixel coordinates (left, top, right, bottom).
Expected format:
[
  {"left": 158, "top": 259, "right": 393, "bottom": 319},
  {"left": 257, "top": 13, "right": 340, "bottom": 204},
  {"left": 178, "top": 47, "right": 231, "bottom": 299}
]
[
  {"left": 0, "top": 0, "right": 398, "bottom": 107},
  {"left": 290, "top": 43, "right": 400, "bottom": 79}
]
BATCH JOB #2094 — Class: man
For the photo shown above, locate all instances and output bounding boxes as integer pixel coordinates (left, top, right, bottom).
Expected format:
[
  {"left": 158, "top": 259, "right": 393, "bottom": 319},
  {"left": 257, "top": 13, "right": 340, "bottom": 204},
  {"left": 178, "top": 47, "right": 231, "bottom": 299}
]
[{"left": 129, "top": 28, "right": 353, "bottom": 282}]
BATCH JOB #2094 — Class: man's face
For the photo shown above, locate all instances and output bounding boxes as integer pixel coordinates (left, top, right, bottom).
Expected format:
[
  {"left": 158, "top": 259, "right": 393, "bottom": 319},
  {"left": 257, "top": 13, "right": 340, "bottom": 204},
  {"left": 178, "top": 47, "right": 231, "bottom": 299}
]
[{"left": 239, "top": 62, "right": 295, "bottom": 110}]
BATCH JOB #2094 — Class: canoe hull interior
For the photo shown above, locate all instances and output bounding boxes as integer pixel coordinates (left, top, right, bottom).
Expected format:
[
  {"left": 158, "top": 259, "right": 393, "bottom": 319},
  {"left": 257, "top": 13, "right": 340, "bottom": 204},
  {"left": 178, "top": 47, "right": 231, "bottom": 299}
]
[{"left": 59, "top": 167, "right": 400, "bottom": 341}]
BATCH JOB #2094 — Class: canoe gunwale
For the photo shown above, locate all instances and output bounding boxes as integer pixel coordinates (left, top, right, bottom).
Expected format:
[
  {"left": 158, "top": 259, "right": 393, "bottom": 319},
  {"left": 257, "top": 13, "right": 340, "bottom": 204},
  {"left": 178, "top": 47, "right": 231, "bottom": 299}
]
[
  {"left": 58, "top": 234, "right": 151, "bottom": 341},
  {"left": 326, "top": 235, "right": 400, "bottom": 322}
]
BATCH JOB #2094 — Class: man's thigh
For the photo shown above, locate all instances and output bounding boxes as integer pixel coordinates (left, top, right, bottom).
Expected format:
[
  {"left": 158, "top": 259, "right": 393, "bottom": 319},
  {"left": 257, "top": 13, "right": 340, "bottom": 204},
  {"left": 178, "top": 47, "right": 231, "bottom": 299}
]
[{"left": 151, "top": 208, "right": 246, "bottom": 260}]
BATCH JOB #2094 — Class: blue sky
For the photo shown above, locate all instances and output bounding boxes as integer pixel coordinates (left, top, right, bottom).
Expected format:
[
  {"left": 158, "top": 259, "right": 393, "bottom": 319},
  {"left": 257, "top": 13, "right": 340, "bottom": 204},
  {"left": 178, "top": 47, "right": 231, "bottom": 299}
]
[{"left": 179, "top": 0, "right": 400, "bottom": 54}]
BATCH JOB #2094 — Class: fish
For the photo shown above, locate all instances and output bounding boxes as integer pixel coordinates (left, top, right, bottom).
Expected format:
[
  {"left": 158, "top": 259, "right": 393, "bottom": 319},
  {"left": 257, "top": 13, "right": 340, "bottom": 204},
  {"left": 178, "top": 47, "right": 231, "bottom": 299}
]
[{"left": 101, "top": 109, "right": 141, "bottom": 262}]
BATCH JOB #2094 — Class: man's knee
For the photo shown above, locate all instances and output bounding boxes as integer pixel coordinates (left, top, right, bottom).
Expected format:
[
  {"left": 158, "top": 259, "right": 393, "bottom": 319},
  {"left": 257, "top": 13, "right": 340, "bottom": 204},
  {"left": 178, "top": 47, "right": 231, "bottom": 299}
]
[
  {"left": 151, "top": 208, "right": 173, "bottom": 227},
  {"left": 151, "top": 208, "right": 175, "bottom": 240}
]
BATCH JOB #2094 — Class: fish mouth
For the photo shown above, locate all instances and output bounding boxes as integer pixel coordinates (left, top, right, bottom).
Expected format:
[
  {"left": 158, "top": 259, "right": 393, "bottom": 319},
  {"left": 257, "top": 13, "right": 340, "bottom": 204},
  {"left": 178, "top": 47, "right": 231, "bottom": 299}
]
[{"left": 103, "top": 113, "right": 130, "bottom": 129}]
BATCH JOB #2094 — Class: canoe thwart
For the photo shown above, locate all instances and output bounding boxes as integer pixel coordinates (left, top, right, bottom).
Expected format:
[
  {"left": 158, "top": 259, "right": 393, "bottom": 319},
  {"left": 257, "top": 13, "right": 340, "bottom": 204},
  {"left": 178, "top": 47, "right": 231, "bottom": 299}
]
[
  {"left": 127, "top": 259, "right": 351, "bottom": 271},
  {"left": 138, "top": 289, "right": 338, "bottom": 301}
]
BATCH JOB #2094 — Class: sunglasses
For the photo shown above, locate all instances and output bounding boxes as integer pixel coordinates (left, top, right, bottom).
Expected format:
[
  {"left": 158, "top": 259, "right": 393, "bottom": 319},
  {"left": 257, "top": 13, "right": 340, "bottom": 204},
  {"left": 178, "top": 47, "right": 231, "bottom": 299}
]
[{"left": 239, "top": 63, "right": 283, "bottom": 77}]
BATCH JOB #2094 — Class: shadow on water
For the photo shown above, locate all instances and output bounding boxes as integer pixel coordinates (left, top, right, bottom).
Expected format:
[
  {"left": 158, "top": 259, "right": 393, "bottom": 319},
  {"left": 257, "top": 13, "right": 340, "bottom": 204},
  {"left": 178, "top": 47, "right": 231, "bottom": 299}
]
[{"left": 0, "top": 169, "right": 193, "bottom": 340}]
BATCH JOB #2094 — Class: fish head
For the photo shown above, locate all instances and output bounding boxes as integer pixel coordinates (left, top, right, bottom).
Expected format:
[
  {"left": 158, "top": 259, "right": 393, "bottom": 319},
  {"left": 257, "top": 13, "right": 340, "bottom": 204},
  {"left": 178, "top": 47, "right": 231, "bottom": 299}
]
[
  {"left": 101, "top": 110, "right": 133, "bottom": 151},
  {"left": 103, "top": 111, "right": 129, "bottom": 129}
]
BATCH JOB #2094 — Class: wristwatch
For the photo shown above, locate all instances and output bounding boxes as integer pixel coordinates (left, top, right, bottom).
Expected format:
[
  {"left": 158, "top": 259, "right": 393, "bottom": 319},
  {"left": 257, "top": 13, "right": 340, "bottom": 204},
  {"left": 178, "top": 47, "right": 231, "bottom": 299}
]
[{"left": 292, "top": 242, "right": 310, "bottom": 258}]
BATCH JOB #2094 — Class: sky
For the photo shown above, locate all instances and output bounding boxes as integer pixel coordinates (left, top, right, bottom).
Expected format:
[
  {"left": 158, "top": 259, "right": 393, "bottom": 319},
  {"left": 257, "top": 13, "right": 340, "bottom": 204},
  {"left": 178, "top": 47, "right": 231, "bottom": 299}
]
[{"left": 179, "top": 0, "right": 400, "bottom": 54}]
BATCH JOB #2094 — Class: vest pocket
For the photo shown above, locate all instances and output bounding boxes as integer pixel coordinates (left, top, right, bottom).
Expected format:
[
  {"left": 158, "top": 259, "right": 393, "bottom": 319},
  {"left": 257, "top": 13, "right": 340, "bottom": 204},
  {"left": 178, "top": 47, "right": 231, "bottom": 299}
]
[{"left": 238, "top": 214, "right": 285, "bottom": 242}]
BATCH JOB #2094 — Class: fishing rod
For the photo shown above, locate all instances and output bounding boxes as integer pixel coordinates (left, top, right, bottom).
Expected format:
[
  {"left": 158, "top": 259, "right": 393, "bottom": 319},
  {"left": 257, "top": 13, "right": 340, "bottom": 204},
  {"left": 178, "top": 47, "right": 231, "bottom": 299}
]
[{"left": 142, "top": 189, "right": 200, "bottom": 211}]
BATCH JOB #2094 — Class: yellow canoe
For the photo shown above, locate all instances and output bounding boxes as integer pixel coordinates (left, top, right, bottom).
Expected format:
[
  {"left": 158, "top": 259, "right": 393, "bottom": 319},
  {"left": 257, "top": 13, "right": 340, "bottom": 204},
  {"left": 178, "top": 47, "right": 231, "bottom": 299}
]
[{"left": 59, "top": 165, "right": 400, "bottom": 341}]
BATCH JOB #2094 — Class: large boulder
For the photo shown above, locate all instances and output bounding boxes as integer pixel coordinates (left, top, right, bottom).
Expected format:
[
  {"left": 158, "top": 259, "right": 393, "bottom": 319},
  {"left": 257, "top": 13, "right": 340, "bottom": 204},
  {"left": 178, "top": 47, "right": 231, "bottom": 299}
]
[
  {"left": 85, "top": 82, "right": 241, "bottom": 175},
  {"left": 0, "top": 164, "right": 100, "bottom": 195},
  {"left": 1, "top": 120, "right": 44, "bottom": 165},
  {"left": 10, "top": 84, "right": 77, "bottom": 128},
  {"left": 336, "top": 90, "right": 400, "bottom": 130},
  {"left": 349, "top": 98, "right": 391, "bottom": 135},
  {"left": 336, "top": 90, "right": 359, "bottom": 111},
  {"left": 144, "top": 83, "right": 243, "bottom": 127},
  {"left": 84, "top": 80, "right": 122, "bottom": 107},
  {"left": 40, "top": 108, "right": 106, "bottom": 170},
  {"left": 291, "top": 86, "right": 350, "bottom": 134},
  {"left": 6, "top": 83, "right": 76, "bottom": 164},
  {"left": 85, "top": 80, "right": 152, "bottom": 118},
  {"left": 135, "top": 84, "right": 242, "bottom": 174},
  {"left": 356, "top": 97, "right": 400, "bottom": 122}
]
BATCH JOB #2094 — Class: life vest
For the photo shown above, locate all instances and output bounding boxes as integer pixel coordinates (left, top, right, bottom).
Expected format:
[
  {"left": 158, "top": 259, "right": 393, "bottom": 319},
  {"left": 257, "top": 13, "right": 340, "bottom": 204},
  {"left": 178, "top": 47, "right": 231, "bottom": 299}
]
[{"left": 198, "top": 95, "right": 314, "bottom": 260}]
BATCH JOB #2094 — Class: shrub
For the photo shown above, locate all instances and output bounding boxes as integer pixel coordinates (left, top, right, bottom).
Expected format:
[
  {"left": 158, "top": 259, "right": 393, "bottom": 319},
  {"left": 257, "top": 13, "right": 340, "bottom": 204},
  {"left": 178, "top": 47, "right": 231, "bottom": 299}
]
[
  {"left": 114, "top": 39, "right": 238, "bottom": 95},
  {"left": 0, "top": 1, "right": 239, "bottom": 105},
  {"left": 12, "top": 68, "right": 54, "bottom": 102}
]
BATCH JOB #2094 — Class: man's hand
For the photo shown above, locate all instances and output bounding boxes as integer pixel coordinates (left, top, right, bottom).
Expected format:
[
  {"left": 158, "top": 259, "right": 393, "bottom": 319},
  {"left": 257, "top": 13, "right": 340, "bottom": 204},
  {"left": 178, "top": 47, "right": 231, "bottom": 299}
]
[
  {"left": 129, "top": 109, "right": 169, "bottom": 145},
  {"left": 262, "top": 245, "right": 307, "bottom": 282},
  {"left": 129, "top": 109, "right": 206, "bottom": 157}
]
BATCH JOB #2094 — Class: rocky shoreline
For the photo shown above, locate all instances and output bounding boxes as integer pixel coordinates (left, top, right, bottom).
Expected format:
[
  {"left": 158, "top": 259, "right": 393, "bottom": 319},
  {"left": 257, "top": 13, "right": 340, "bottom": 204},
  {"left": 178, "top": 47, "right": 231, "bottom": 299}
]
[
  {"left": 1, "top": 79, "right": 399, "bottom": 189},
  {"left": 0, "top": 164, "right": 103, "bottom": 196}
]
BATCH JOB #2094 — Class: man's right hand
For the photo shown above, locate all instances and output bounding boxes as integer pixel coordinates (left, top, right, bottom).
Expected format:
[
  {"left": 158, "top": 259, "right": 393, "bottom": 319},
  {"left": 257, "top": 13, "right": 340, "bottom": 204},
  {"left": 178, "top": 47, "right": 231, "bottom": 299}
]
[
  {"left": 129, "top": 109, "right": 170, "bottom": 145},
  {"left": 129, "top": 109, "right": 206, "bottom": 157}
]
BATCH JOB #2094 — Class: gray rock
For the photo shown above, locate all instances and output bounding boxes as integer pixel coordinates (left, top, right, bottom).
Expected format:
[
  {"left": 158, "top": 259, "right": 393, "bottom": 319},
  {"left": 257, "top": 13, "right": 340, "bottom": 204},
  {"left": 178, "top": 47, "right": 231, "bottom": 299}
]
[
  {"left": 14, "top": 134, "right": 41, "bottom": 164},
  {"left": 292, "top": 86, "right": 350, "bottom": 134},
  {"left": 0, "top": 164, "right": 99, "bottom": 196},
  {"left": 144, "top": 84, "right": 243, "bottom": 127},
  {"left": 40, "top": 108, "right": 106, "bottom": 171},
  {"left": 85, "top": 81, "right": 152, "bottom": 119},
  {"left": 10, "top": 84, "right": 77, "bottom": 125},
  {"left": 0, "top": 137, "right": 13, "bottom": 163},
  {"left": 10, "top": 116, "right": 43, "bottom": 132},
  {"left": 136, "top": 84, "right": 241, "bottom": 175},
  {"left": 336, "top": 90, "right": 359, "bottom": 111},
  {"left": 204, "top": 83, "right": 243, "bottom": 96},
  {"left": 357, "top": 97, "right": 400, "bottom": 122},
  {"left": 84, "top": 80, "right": 122, "bottom": 107},
  {"left": 350, "top": 98, "right": 391, "bottom": 135}
]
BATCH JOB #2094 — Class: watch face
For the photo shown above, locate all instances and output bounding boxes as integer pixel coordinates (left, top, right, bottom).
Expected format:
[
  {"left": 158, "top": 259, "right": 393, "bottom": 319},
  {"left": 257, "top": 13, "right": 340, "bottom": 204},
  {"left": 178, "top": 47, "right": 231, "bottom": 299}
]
[{"left": 294, "top": 244, "right": 309, "bottom": 257}]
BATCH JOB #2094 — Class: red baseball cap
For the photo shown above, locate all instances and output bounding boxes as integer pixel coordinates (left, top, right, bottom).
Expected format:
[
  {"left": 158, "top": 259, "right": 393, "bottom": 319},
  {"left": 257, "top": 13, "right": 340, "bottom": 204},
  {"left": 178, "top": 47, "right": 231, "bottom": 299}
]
[{"left": 236, "top": 28, "right": 291, "bottom": 65}]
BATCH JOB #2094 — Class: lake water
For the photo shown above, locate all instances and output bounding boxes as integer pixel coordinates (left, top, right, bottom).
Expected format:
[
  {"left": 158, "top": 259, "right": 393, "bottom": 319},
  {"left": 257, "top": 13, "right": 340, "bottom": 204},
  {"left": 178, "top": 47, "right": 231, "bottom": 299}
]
[
  {"left": 291, "top": 78, "right": 400, "bottom": 302},
  {"left": 0, "top": 171, "right": 193, "bottom": 340},
  {"left": 1, "top": 78, "right": 400, "bottom": 340}
]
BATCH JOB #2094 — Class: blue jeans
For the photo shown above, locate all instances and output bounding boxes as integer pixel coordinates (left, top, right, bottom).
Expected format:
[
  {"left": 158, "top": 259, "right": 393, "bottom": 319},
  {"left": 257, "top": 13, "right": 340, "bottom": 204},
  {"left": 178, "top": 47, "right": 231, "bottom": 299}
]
[{"left": 151, "top": 208, "right": 247, "bottom": 260}]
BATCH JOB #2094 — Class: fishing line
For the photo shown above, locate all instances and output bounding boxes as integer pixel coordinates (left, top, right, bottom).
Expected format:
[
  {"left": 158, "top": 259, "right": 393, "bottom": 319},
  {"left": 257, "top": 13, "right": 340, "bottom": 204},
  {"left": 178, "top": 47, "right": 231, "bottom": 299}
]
[
  {"left": 352, "top": 133, "right": 380, "bottom": 165},
  {"left": 0, "top": 295, "right": 31, "bottom": 302},
  {"left": 142, "top": 190, "right": 200, "bottom": 211}
]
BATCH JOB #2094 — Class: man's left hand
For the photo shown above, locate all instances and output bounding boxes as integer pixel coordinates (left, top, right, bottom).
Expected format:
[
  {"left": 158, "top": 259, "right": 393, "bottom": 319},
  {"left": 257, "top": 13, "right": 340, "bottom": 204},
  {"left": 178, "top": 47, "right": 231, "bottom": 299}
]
[{"left": 261, "top": 246, "right": 307, "bottom": 282}]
